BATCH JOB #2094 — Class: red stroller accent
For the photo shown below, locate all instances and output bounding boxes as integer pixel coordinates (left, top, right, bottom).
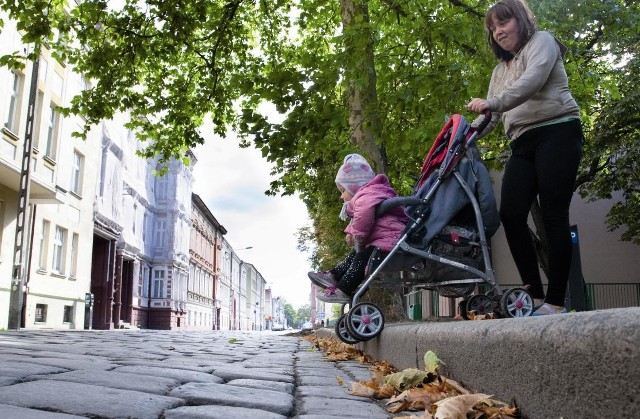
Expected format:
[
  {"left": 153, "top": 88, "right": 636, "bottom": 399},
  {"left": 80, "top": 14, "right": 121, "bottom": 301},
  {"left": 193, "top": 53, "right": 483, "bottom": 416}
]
[{"left": 335, "top": 113, "right": 534, "bottom": 344}]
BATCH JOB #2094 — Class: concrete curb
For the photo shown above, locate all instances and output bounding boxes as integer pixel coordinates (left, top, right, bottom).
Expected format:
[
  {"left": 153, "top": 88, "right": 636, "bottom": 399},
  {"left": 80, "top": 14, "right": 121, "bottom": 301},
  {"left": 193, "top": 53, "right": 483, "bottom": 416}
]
[{"left": 318, "top": 307, "right": 640, "bottom": 419}]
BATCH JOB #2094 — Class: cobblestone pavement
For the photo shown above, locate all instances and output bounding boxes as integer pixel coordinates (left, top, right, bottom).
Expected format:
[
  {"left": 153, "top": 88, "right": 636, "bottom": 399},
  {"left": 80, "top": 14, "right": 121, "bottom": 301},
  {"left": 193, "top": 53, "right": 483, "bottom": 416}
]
[{"left": 0, "top": 329, "right": 392, "bottom": 418}]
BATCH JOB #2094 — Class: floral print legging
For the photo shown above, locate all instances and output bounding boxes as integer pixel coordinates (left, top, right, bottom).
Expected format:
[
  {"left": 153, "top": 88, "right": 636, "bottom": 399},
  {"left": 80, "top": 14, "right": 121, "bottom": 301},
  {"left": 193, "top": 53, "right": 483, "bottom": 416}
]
[{"left": 329, "top": 247, "right": 376, "bottom": 295}]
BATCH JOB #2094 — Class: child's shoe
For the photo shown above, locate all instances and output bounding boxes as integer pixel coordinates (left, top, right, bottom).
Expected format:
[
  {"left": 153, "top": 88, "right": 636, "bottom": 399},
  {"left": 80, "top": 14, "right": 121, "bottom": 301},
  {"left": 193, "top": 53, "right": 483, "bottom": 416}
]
[
  {"left": 316, "top": 286, "right": 350, "bottom": 303},
  {"left": 308, "top": 271, "right": 337, "bottom": 289},
  {"left": 531, "top": 303, "right": 568, "bottom": 316}
]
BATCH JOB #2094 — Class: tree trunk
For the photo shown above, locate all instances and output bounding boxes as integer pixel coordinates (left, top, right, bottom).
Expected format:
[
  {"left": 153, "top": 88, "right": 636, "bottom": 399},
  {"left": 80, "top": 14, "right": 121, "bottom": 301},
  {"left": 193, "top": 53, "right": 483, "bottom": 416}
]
[{"left": 339, "top": 0, "right": 387, "bottom": 174}]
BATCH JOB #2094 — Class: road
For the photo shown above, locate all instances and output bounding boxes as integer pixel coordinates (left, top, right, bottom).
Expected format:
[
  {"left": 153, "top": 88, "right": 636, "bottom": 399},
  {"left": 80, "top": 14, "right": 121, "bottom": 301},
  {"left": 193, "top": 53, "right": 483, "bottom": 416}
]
[{"left": 0, "top": 329, "right": 391, "bottom": 418}]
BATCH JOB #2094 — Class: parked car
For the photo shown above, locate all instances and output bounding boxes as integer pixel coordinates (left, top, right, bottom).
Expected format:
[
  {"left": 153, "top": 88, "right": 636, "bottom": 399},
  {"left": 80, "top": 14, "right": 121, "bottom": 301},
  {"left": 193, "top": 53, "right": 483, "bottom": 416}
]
[
  {"left": 301, "top": 322, "right": 313, "bottom": 331},
  {"left": 272, "top": 322, "right": 285, "bottom": 331}
]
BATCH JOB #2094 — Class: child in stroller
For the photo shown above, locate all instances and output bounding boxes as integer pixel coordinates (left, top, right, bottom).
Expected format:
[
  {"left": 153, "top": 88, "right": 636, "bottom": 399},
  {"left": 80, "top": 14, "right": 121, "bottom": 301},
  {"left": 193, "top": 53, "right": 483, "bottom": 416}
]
[
  {"left": 329, "top": 113, "right": 536, "bottom": 344},
  {"left": 308, "top": 153, "right": 408, "bottom": 303}
]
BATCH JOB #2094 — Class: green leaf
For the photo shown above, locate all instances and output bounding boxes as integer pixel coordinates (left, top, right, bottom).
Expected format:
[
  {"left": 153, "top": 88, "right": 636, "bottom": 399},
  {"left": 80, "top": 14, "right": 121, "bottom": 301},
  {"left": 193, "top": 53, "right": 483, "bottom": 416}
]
[{"left": 424, "top": 350, "right": 445, "bottom": 374}]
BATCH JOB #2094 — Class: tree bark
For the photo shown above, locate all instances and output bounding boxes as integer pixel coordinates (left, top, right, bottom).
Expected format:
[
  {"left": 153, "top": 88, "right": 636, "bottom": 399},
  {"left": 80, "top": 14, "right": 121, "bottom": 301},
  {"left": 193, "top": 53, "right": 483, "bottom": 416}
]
[{"left": 340, "top": 0, "right": 387, "bottom": 174}]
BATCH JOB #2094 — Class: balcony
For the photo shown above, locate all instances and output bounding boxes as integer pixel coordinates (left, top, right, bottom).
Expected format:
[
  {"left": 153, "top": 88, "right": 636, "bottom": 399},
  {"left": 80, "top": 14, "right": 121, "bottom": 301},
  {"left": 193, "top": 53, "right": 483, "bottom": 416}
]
[{"left": 1, "top": 133, "right": 65, "bottom": 204}]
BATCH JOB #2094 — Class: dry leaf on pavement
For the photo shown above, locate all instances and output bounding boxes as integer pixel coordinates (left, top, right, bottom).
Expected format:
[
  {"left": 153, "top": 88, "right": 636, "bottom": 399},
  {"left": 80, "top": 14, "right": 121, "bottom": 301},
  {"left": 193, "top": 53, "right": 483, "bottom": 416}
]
[{"left": 433, "top": 393, "right": 493, "bottom": 419}]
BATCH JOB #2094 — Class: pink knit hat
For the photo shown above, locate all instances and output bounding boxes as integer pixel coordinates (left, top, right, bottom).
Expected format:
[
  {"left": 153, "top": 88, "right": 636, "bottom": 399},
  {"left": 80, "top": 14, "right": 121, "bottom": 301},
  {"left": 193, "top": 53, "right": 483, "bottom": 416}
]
[{"left": 335, "top": 153, "right": 375, "bottom": 195}]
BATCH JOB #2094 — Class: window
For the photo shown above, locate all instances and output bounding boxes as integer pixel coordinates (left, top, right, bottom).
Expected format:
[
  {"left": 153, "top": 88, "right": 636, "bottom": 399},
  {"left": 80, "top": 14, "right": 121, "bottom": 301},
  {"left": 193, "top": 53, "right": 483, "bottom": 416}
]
[
  {"left": 38, "top": 220, "right": 50, "bottom": 270},
  {"left": 70, "top": 150, "right": 84, "bottom": 195},
  {"left": 69, "top": 233, "right": 79, "bottom": 278},
  {"left": 63, "top": 305, "right": 73, "bottom": 323},
  {"left": 142, "top": 213, "right": 147, "bottom": 242},
  {"left": 44, "top": 103, "right": 60, "bottom": 159},
  {"left": 154, "top": 219, "right": 166, "bottom": 245},
  {"left": 35, "top": 304, "right": 47, "bottom": 323},
  {"left": 0, "top": 200, "right": 4, "bottom": 259},
  {"left": 52, "top": 226, "right": 67, "bottom": 274},
  {"left": 142, "top": 266, "right": 150, "bottom": 298},
  {"left": 5, "top": 71, "right": 23, "bottom": 132},
  {"left": 152, "top": 269, "right": 165, "bottom": 298},
  {"left": 156, "top": 174, "right": 168, "bottom": 200},
  {"left": 34, "top": 91, "right": 45, "bottom": 150},
  {"left": 132, "top": 203, "right": 137, "bottom": 235}
]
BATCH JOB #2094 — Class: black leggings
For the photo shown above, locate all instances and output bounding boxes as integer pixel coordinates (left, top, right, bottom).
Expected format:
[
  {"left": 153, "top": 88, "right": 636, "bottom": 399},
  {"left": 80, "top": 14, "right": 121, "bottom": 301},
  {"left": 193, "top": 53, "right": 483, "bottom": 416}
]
[
  {"left": 500, "top": 119, "right": 583, "bottom": 306},
  {"left": 329, "top": 247, "right": 376, "bottom": 295}
]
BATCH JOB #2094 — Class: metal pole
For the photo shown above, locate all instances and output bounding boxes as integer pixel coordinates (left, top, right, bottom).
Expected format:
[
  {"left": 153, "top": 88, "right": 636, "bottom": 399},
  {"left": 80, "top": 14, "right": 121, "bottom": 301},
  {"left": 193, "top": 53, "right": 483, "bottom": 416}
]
[{"left": 8, "top": 52, "right": 40, "bottom": 330}]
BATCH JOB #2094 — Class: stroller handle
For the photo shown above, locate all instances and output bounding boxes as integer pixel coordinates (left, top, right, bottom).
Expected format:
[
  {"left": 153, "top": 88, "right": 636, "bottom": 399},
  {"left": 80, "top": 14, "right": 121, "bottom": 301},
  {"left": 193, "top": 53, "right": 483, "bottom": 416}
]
[
  {"left": 375, "top": 196, "right": 422, "bottom": 218},
  {"left": 474, "top": 111, "right": 492, "bottom": 135}
]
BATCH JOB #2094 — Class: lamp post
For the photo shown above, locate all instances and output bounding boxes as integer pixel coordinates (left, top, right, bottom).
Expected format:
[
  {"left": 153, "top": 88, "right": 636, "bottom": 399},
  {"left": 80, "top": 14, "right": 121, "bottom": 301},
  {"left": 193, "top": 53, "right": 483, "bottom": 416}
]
[
  {"left": 254, "top": 301, "right": 259, "bottom": 331},
  {"left": 8, "top": 45, "right": 41, "bottom": 330}
]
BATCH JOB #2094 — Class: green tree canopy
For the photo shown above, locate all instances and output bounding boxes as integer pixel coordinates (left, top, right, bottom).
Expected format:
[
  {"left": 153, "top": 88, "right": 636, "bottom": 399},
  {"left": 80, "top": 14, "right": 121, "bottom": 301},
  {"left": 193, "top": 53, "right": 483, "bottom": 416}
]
[{"left": 2, "top": 0, "right": 638, "bottom": 263}]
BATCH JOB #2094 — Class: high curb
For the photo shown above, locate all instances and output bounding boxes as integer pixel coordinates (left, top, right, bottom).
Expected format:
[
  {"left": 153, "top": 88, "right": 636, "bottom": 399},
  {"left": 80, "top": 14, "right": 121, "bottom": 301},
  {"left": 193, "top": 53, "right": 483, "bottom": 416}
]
[{"left": 317, "top": 307, "right": 640, "bottom": 419}]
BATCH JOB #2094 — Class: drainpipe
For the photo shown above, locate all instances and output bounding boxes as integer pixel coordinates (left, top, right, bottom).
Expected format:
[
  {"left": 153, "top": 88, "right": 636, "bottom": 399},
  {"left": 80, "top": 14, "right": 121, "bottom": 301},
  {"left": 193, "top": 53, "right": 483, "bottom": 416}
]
[
  {"left": 146, "top": 265, "right": 152, "bottom": 329},
  {"left": 114, "top": 250, "right": 123, "bottom": 328}
]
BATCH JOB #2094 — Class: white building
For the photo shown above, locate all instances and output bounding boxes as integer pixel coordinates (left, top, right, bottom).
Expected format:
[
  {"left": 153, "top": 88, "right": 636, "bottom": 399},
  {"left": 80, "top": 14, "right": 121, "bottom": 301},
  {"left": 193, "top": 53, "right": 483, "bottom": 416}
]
[
  {"left": 0, "top": 15, "right": 98, "bottom": 329},
  {"left": 91, "top": 112, "right": 194, "bottom": 329},
  {"left": 244, "top": 263, "right": 267, "bottom": 330},
  {"left": 272, "top": 296, "right": 286, "bottom": 329}
]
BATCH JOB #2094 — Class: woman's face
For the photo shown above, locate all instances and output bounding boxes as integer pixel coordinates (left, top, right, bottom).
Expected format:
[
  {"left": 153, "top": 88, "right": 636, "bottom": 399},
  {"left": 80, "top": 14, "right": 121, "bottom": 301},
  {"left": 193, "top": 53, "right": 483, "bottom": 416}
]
[{"left": 489, "top": 16, "right": 521, "bottom": 55}]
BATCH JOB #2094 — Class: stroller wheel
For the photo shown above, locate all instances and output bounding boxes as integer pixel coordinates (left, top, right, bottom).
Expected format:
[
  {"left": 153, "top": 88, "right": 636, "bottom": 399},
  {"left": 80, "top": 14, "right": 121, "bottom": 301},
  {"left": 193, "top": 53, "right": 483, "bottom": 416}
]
[
  {"left": 335, "top": 314, "right": 361, "bottom": 344},
  {"left": 346, "top": 303, "right": 385, "bottom": 341},
  {"left": 466, "top": 294, "right": 494, "bottom": 316},
  {"left": 500, "top": 287, "right": 534, "bottom": 318}
]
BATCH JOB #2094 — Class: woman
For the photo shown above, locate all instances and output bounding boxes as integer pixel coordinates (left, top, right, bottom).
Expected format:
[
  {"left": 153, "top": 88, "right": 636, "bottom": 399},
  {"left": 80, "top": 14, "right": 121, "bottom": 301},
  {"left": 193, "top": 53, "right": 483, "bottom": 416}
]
[{"left": 466, "top": 0, "right": 583, "bottom": 316}]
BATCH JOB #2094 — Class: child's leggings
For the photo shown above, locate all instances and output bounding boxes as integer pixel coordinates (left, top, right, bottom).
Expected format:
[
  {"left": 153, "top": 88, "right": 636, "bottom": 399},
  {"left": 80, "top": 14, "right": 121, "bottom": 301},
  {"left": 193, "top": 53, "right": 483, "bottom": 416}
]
[
  {"left": 499, "top": 119, "right": 583, "bottom": 307},
  {"left": 330, "top": 247, "right": 375, "bottom": 295}
]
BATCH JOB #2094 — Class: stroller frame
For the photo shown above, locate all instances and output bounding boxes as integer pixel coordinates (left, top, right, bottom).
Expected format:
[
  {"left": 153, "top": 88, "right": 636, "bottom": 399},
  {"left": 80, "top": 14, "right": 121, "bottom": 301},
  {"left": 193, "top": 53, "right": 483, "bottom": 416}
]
[{"left": 335, "top": 113, "right": 534, "bottom": 344}]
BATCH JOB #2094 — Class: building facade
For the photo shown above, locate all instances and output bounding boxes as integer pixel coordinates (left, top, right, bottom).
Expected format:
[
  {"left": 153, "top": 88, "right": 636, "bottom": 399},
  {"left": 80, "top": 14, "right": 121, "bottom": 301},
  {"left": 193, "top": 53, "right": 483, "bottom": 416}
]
[
  {"left": 243, "top": 263, "right": 267, "bottom": 330},
  {"left": 90, "top": 113, "right": 194, "bottom": 330},
  {"left": 188, "top": 193, "right": 227, "bottom": 330},
  {"left": 272, "top": 296, "right": 286, "bottom": 330},
  {"left": 0, "top": 14, "right": 98, "bottom": 329}
]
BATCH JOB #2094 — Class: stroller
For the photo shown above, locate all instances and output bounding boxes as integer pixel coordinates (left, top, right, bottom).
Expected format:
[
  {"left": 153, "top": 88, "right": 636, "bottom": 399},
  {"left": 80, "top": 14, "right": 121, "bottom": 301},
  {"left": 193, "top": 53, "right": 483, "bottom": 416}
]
[{"left": 335, "top": 112, "right": 535, "bottom": 344}]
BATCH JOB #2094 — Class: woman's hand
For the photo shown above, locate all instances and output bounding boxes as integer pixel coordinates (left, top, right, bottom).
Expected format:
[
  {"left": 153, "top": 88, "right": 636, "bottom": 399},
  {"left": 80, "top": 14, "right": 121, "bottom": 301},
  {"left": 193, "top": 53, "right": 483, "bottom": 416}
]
[{"left": 466, "top": 98, "right": 490, "bottom": 114}]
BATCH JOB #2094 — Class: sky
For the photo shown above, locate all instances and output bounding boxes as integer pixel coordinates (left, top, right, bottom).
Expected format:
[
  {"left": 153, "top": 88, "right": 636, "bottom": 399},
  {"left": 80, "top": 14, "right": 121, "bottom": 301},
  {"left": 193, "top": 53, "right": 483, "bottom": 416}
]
[{"left": 191, "top": 125, "right": 314, "bottom": 310}]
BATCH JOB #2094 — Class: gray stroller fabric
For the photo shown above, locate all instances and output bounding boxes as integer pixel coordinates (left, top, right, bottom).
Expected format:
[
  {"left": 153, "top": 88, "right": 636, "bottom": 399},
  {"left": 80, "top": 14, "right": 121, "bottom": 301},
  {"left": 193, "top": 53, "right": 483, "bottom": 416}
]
[{"left": 409, "top": 144, "right": 500, "bottom": 249}]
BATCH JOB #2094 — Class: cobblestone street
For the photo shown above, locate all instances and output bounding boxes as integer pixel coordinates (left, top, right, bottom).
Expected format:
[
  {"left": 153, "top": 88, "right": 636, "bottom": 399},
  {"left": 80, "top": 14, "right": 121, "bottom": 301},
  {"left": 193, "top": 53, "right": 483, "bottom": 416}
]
[{"left": 0, "top": 330, "right": 391, "bottom": 418}]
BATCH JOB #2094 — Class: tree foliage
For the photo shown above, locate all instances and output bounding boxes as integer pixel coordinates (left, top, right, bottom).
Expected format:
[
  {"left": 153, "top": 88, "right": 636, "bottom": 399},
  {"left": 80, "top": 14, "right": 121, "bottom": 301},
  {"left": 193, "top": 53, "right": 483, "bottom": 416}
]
[{"left": 1, "top": 0, "right": 638, "bottom": 264}]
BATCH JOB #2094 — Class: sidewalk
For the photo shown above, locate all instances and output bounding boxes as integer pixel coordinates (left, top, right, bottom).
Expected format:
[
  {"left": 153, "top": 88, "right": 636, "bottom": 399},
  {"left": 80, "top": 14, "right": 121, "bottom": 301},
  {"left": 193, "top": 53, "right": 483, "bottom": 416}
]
[{"left": 318, "top": 307, "right": 640, "bottom": 419}]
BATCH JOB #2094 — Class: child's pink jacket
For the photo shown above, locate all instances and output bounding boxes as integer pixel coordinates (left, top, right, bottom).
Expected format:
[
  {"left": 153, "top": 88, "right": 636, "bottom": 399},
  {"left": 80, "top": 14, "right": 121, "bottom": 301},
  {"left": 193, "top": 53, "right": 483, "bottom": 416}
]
[{"left": 344, "top": 174, "right": 408, "bottom": 252}]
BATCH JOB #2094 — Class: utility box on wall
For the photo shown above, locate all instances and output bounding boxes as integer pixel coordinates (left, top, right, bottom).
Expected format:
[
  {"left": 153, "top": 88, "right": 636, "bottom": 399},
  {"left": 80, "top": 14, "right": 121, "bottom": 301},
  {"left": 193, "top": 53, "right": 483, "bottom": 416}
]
[
  {"left": 408, "top": 303, "right": 422, "bottom": 320},
  {"left": 405, "top": 290, "right": 423, "bottom": 320}
]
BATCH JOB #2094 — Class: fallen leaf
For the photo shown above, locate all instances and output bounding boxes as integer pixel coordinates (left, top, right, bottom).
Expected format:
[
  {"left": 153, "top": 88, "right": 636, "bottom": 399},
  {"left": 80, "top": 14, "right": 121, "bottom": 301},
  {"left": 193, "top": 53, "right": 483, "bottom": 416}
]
[
  {"left": 424, "top": 351, "right": 444, "bottom": 374},
  {"left": 385, "top": 368, "right": 433, "bottom": 391},
  {"left": 388, "top": 400, "right": 414, "bottom": 413},
  {"left": 387, "top": 385, "right": 447, "bottom": 406},
  {"left": 433, "top": 393, "right": 493, "bottom": 419},
  {"left": 349, "top": 381, "right": 377, "bottom": 397},
  {"left": 377, "top": 383, "right": 397, "bottom": 399},
  {"left": 228, "top": 338, "right": 239, "bottom": 344},
  {"left": 395, "top": 411, "right": 434, "bottom": 419},
  {"left": 442, "top": 377, "right": 469, "bottom": 395},
  {"left": 336, "top": 375, "right": 344, "bottom": 386}
]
